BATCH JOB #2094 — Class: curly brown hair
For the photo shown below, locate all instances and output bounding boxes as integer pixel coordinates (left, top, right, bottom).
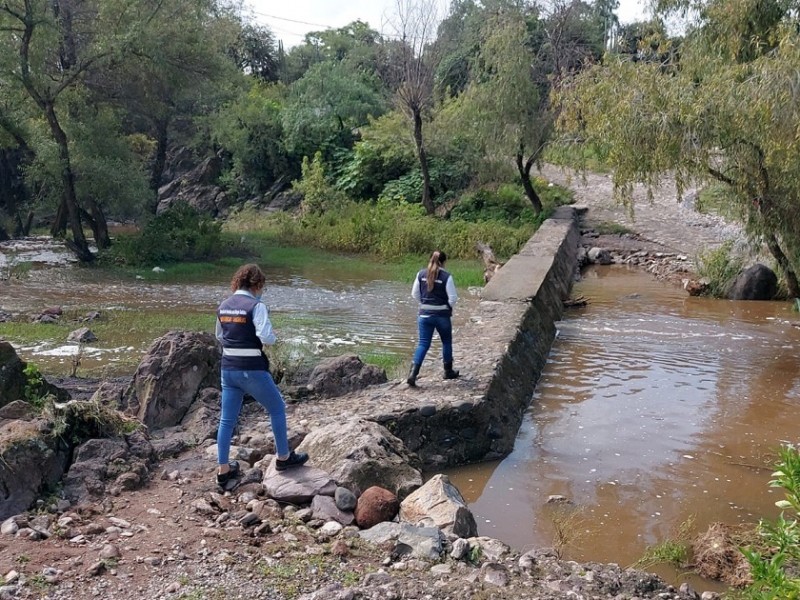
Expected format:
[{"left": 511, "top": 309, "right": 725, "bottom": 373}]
[{"left": 230, "top": 263, "right": 266, "bottom": 292}]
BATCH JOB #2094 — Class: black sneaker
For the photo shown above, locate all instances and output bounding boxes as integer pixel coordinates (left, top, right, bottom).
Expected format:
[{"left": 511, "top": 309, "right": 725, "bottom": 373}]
[
  {"left": 216, "top": 460, "right": 240, "bottom": 487},
  {"left": 275, "top": 451, "right": 309, "bottom": 472}
]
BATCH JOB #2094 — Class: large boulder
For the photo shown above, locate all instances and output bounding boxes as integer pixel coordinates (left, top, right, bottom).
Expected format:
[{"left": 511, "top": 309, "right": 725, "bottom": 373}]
[
  {"left": 305, "top": 355, "right": 387, "bottom": 398},
  {"left": 297, "top": 418, "right": 422, "bottom": 499},
  {"left": 262, "top": 463, "right": 337, "bottom": 505},
  {"left": 0, "top": 420, "right": 69, "bottom": 520},
  {"left": 62, "top": 430, "right": 156, "bottom": 504},
  {"left": 354, "top": 486, "right": 400, "bottom": 529},
  {"left": 0, "top": 342, "right": 68, "bottom": 407},
  {"left": 728, "top": 263, "right": 778, "bottom": 300},
  {"left": 399, "top": 474, "right": 478, "bottom": 538},
  {"left": 122, "top": 331, "right": 220, "bottom": 429},
  {"left": 0, "top": 341, "right": 25, "bottom": 405},
  {"left": 157, "top": 155, "right": 233, "bottom": 217}
]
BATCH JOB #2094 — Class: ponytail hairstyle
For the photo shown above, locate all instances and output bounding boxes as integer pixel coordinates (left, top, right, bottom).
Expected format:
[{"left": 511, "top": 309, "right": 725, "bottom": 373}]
[
  {"left": 426, "top": 250, "right": 447, "bottom": 292},
  {"left": 230, "top": 263, "right": 266, "bottom": 292}
]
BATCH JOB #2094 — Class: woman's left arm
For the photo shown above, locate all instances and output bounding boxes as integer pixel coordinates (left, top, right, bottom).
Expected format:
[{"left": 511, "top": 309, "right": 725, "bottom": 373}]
[
  {"left": 446, "top": 276, "right": 458, "bottom": 308},
  {"left": 252, "top": 303, "right": 277, "bottom": 345}
]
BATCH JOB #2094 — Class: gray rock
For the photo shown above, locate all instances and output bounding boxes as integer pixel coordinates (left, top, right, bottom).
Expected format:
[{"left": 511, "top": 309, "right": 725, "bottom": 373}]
[
  {"left": 67, "top": 327, "right": 97, "bottom": 343},
  {"left": 728, "top": 263, "right": 777, "bottom": 300},
  {"left": 399, "top": 474, "right": 477, "bottom": 538},
  {"left": 358, "top": 522, "right": 443, "bottom": 560},
  {"left": 334, "top": 487, "right": 357, "bottom": 512},
  {"left": 297, "top": 418, "right": 421, "bottom": 499},
  {"left": 311, "top": 495, "right": 354, "bottom": 526},
  {"left": 121, "top": 331, "right": 220, "bottom": 429},
  {"left": 263, "top": 464, "right": 336, "bottom": 505},
  {"left": 450, "top": 537, "right": 470, "bottom": 560},
  {"left": 305, "top": 354, "right": 387, "bottom": 398},
  {"left": 587, "top": 247, "right": 613, "bottom": 265}
]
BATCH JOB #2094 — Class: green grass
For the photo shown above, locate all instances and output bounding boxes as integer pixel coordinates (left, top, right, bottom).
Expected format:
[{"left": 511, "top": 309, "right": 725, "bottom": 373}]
[
  {"left": 594, "top": 221, "right": 634, "bottom": 236},
  {"left": 695, "top": 184, "right": 741, "bottom": 221},
  {"left": 544, "top": 141, "right": 612, "bottom": 173},
  {"left": 358, "top": 351, "right": 406, "bottom": 379},
  {"left": 632, "top": 517, "right": 695, "bottom": 570}
]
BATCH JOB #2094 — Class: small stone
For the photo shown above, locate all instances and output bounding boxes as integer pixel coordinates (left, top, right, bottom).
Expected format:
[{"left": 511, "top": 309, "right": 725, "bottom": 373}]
[
  {"left": 87, "top": 561, "right": 106, "bottom": 576},
  {"left": 319, "top": 521, "right": 343, "bottom": 537},
  {"left": 99, "top": 544, "right": 121, "bottom": 560},
  {"left": 1, "top": 518, "right": 19, "bottom": 536}
]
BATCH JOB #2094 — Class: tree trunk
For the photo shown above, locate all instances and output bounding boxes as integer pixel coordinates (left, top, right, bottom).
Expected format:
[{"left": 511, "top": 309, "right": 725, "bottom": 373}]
[
  {"left": 51, "top": 198, "right": 68, "bottom": 238},
  {"left": 44, "top": 102, "right": 94, "bottom": 262},
  {"left": 764, "top": 232, "right": 800, "bottom": 298},
  {"left": 81, "top": 199, "right": 111, "bottom": 249},
  {"left": 412, "top": 108, "right": 435, "bottom": 215},
  {"left": 148, "top": 117, "right": 170, "bottom": 213},
  {"left": 516, "top": 151, "right": 543, "bottom": 215}
]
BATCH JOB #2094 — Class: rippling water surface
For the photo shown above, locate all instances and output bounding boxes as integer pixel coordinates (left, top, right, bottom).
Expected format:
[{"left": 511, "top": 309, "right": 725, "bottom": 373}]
[
  {"left": 444, "top": 266, "right": 800, "bottom": 588},
  {"left": 0, "top": 238, "right": 478, "bottom": 372}
]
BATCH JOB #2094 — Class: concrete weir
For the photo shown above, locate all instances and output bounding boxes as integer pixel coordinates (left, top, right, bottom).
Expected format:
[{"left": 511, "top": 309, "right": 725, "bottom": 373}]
[{"left": 291, "top": 206, "right": 580, "bottom": 470}]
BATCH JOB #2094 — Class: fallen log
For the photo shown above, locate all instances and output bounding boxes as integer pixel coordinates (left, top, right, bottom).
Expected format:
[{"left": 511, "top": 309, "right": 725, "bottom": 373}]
[{"left": 476, "top": 242, "right": 504, "bottom": 283}]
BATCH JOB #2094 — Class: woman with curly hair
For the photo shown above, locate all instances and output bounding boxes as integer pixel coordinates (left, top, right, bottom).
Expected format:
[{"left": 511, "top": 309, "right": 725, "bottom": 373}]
[{"left": 214, "top": 263, "right": 308, "bottom": 488}]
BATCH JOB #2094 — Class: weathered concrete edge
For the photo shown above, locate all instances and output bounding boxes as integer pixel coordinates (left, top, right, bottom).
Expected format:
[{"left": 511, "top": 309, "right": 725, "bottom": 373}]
[{"left": 389, "top": 206, "right": 581, "bottom": 469}]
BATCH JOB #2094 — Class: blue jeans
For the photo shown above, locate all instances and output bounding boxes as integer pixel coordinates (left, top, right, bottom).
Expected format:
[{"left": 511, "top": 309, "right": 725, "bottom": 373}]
[
  {"left": 218, "top": 369, "right": 289, "bottom": 465},
  {"left": 412, "top": 314, "right": 453, "bottom": 365}
]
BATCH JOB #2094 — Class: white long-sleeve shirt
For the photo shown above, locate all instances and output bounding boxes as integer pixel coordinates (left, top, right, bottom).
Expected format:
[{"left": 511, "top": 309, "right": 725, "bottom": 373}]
[{"left": 215, "top": 289, "right": 276, "bottom": 346}]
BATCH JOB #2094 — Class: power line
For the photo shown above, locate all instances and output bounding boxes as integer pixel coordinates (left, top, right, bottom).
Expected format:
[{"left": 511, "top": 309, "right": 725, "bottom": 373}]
[{"left": 246, "top": 8, "right": 438, "bottom": 43}]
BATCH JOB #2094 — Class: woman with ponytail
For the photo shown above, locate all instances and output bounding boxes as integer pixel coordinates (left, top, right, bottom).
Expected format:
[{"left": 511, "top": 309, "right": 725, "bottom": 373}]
[{"left": 407, "top": 250, "right": 459, "bottom": 386}]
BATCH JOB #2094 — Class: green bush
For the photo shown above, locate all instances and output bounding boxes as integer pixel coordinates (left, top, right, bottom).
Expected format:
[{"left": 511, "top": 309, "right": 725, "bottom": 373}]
[
  {"left": 697, "top": 241, "right": 746, "bottom": 298},
  {"left": 242, "top": 198, "right": 533, "bottom": 261},
  {"left": 451, "top": 179, "right": 574, "bottom": 225},
  {"left": 106, "top": 203, "right": 226, "bottom": 267},
  {"left": 742, "top": 445, "right": 800, "bottom": 598}
]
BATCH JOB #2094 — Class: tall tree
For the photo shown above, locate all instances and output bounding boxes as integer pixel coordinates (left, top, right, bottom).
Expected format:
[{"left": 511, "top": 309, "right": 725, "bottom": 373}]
[
  {"left": 385, "top": 0, "right": 445, "bottom": 215},
  {"left": 560, "top": 0, "right": 800, "bottom": 296},
  {"left": 88, "top": 1, "right": 241, "bottom": 212},
  {"left": 0, "top": 0, "right": 175, "bottom": 259}
]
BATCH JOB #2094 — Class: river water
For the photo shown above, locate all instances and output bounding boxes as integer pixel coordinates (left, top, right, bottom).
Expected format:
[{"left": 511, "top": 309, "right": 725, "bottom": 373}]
[{"left": 443, "top": 265, "right": 800, "bottom": 587}]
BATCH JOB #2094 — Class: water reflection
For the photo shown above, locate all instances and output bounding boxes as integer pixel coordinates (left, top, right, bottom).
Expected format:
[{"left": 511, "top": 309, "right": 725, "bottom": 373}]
[{"left": 445, "top": 266, "right": 800, "bottom": 588}]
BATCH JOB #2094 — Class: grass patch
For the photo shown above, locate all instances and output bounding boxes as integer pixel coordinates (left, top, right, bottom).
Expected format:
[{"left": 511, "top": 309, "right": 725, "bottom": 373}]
[
  {"left": 358, "top": 351, "right": 406, "bottom": 379},
  {"left": 544, "top": 140, "right": 612, "bottom": 173},
  {"left": 695, "top": 184, "right": 741, "bottom": 221},
  {"left": 225, "top": 199, "right": 533, "bottom": 264},
  {"left": 633, "top": 516, "right": 695, "bottom": 570},
  {"left": 594, "top": 221, "right": 634, "bottom": 236},
  {"left": 697, "top": 241, "right": 746, "bottom": 298}
]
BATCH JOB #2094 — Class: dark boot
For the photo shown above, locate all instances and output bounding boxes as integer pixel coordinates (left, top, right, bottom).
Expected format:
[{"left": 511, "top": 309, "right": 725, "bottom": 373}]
[
  {"left": 443, "top": 362, "right": 460, "bottom": 380},
  {"left": 407, "top": 363, "right": 421, "bottom": 387}
]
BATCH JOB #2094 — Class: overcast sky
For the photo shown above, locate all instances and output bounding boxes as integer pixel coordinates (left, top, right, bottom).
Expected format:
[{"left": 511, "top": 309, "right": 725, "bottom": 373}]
[{"left": 248, "top": 1, "right": 650, "bottom": 48}]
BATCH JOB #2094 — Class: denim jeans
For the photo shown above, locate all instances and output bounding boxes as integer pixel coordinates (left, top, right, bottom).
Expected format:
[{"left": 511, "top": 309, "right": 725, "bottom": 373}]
[
  {"left": 412, "top": 314, "right": 453, "bottom": 365},
  {"left": 218, "top": 369, "right": 289, "bottom": 465}
]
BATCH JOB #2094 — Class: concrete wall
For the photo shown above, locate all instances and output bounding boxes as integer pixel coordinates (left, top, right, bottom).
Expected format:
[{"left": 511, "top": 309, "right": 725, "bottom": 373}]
[
  {"left": 291, "top": 206, "right": 580, "bottom": 470},
  {"left": 387, "top": 206, "right": 580, "bottom": 468}
]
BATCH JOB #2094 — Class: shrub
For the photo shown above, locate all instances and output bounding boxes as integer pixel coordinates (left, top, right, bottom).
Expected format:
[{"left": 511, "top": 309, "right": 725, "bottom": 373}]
[
  {"left": 451, "top": 179, "right": 574, "bottom": 226},
  {"left": 106, "top": 203, "right": 225, "bottom": 267},
  {"left": 741, "top": 445, "right": 800, "bottom": 598},
  {"left": 239, "top": 199, "right": 532, "bottom": 261},
  {"left": 697, "top": 241, "right": 746, "bottom": 298}
]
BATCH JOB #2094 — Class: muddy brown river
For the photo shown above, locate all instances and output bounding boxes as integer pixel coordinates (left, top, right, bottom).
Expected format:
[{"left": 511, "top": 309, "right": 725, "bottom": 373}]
[{"left": 444, "top": 265, "right": 800, "bottom": 588}]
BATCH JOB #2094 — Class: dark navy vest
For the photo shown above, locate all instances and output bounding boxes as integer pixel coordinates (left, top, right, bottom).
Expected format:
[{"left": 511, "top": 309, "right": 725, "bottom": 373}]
[
  {"left": 217, "top": 293, "right": 270, "bottom": 371},
  {"left": 417, "top": 268, "right": 452, "bottom": 317}
]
